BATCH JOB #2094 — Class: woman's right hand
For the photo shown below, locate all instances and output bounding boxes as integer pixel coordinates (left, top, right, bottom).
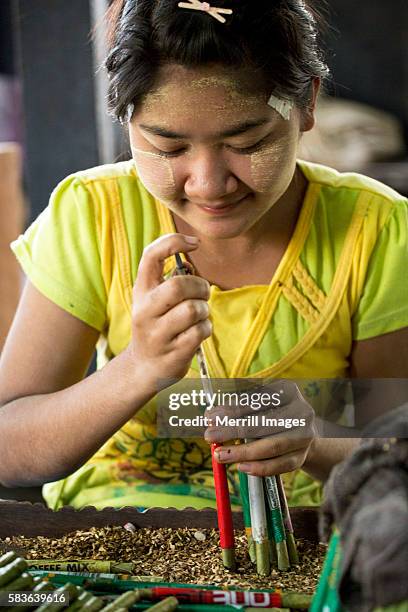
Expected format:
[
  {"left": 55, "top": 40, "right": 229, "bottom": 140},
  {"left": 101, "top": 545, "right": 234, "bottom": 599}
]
[
  {"left": 128, "top": 233, "right": 212, "bottom": 385},
  {"left": 0, "top": 233, "right": 211, "bottom": 485}
]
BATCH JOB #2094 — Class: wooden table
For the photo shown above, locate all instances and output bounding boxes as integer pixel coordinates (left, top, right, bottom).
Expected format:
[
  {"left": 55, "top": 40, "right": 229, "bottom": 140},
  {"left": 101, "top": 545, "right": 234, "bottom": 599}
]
[{"left": 0, "top": 501, "right": 319, "bottom": 541}]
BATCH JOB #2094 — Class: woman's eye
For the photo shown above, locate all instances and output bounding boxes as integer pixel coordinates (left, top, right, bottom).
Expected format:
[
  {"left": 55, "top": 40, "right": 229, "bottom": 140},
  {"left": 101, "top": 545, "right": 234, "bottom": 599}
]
[
  {"left": 152, "top": 137, "right": 269, "bottom": 157},
  {"left": 228, "top": 139, "right": 266, "bottom": 155},
  {"left": 156, "top": 147, "right": 187, "bottom": 158}
]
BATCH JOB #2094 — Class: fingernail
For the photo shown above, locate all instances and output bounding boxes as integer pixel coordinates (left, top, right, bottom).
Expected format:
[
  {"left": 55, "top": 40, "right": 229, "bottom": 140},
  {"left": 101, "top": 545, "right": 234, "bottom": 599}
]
[
  {"left": 184, "top": 235, "right": 199, "bottom": 244},
  {"left": 214, "top": 448, "right": 233, "bottom": 462},
  {"left": 204, "top": 319, "right": 213, "bottom": 335},
  {"left": 201, "top": 302, "right": 210, "bottom": 317},
  {"left": 238, "top": 463, "right": 251, "bottom": 473},
  {"left": 205, "top": 430, "right": 221, "bottom": 442}
]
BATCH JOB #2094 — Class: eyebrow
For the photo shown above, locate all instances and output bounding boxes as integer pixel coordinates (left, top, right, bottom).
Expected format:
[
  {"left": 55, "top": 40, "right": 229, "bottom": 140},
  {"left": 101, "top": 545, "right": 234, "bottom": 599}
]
[{"left": 139, "top": 118, "right": 271, "bottom": 140}]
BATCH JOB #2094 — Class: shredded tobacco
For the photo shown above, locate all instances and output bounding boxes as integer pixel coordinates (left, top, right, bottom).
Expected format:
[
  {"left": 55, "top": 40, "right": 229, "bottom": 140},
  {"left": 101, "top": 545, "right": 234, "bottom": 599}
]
[{"left": 1, "top": 527, "right": 326, "bottom": 593}]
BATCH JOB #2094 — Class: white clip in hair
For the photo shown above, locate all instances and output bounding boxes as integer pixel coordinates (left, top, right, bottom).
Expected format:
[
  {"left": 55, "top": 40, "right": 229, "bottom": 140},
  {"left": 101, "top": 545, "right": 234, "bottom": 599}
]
[
  {"left": 119, "top": 103, "right": 134, "bottom": 126},
  {"left": 123, "top": 102, "right": 135, "bottom": 124},
  {"left": 178, "top": 0, "right": 232, "bottom": 24},
  {"left": 267, "top": 95, "right": 294, "bottom": 121}
]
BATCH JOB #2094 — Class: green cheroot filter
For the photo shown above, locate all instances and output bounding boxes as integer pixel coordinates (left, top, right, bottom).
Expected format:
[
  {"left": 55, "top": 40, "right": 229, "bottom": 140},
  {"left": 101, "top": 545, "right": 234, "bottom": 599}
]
[
  {"left": 276, "top": 474, "right": 299, "bottom": 565},
  {"left": 99, "top": 590, "right": 143, "bottom": 612},
  {"left": 36, "top": 583, "right": 79, "bottom": 612},
  {"left": 265, "top": 500, "right": 278, "bottom": 568},
  {"left": 2, "top": 580, "right": 53, "bottom": 612},
  {"left": 65, "top": 591, "right": 95, "bottom": 612},
  {"left": 238, "top": 470, "right": 256, "bottom": 563},
  {"left": 264, "top": 476, "right": 290, "bottom": 571},
  {"left": 2, "top": 572, "right": 33, "bottom": 593},
  {"left": 147, "top": 596, "right": 179, "bottom": 612},
  {"left": 0, "top": 552, "right": 18, "bottom": 568},
  {"left": 0, "top": 558, "right": 29, "bottom": 587},
  {"left": 281, "top": 592, "right": 313, "bottom": 609},
  {"left": 79, "top": 594, "right": 105, "bottom": 612}
]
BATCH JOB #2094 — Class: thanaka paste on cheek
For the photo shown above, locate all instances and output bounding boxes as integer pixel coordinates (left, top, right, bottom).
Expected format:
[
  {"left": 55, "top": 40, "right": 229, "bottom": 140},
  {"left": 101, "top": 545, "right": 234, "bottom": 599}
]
[
  {"left": 131, "top": 146, "right": 177, "bottom": 202},
  {"left": 250, "top": 135, "right": 295, "bottom": 193}
]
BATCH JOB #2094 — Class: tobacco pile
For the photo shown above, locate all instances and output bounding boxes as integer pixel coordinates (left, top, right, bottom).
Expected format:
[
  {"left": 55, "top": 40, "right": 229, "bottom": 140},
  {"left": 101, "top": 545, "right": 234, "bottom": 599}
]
[{"left": 1, "top": 527, "right": 326, "bottom": 593}]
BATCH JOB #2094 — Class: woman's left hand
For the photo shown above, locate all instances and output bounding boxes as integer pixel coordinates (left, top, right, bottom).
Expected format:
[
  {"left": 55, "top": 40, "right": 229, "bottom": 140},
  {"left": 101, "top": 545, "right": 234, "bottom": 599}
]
[{"left": 204, "top": 381, "right": 316, "bottom": 477}]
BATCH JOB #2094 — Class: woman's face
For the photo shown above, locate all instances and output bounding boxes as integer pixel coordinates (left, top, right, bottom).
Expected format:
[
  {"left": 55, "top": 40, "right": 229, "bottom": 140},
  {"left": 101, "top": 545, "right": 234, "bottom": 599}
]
[{"left": 129, "top": 64, "right": 314, "bottom": 239}]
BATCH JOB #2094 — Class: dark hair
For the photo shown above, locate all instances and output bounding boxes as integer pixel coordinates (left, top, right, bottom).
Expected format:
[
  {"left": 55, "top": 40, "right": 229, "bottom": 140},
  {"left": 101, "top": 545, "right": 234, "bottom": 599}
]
[{"left": 105, "top": 0, "right": 329, "bottom": 122}]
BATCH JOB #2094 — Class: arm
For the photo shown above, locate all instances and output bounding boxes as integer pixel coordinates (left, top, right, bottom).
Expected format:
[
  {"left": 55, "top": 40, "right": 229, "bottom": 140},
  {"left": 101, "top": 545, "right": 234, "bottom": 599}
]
[
  {"left": 304, "top": 326, "right": 408, "bottom": 481},
  {"left": 0, "top": 234, "right": 211, "bottom": 487},
  {"left": 0, "top": 282, "right": 152, "bottom": 486}
]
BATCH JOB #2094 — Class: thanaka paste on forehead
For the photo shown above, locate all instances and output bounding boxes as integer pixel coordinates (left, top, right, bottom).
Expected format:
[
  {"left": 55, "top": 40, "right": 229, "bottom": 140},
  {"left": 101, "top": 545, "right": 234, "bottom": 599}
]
[
  {"left": 189, "top": 76, "right": 259, "bottom": 95},
  {"left": 142, "top": 78, "right": 265, "bottom": 119},
  {"left": 267, "top": 95, "right": 294, "bottom": 121}
]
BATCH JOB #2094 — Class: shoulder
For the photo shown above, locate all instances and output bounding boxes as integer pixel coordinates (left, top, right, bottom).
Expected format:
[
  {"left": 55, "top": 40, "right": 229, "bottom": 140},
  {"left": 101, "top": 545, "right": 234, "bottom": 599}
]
[
  {"left": 56, "top": 159, "right": 142, "bottom": 197},
  {"left": 49, "top": 160, "right": 150, "bottom": 219},
  {"left": 299, "top": 160, "right": 407, "bottom": 233},
  {"left": 72, "top": 159, "right": 138, "bottom": 185},
  {"left": 298, "top": 159, "right": 406, "bottom": 203}
]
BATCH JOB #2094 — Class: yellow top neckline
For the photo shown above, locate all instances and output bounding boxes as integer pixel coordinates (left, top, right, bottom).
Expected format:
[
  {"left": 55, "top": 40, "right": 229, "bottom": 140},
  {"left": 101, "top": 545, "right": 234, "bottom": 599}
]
[
  {"left": 154, "top": 164, "right": 318, "bottom": 378},
  {"left": 156, "top": 160, "right": 316, "bottom": 288}
]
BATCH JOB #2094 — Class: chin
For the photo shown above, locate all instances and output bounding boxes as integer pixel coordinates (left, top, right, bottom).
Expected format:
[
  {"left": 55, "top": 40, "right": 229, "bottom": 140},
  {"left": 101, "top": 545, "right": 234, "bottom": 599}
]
[{"left": 197, "top": 219, "right": 254, "bottom": 240}]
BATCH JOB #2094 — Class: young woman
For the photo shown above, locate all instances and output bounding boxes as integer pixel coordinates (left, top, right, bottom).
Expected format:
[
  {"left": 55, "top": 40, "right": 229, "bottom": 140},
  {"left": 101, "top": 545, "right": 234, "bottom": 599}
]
[{"left": 0, "top": 0, "right": 407, "bottom": 510}]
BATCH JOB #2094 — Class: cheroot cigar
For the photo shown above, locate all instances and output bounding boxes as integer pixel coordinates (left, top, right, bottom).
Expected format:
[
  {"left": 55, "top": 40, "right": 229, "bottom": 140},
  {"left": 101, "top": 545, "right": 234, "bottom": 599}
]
[{"left": 27, "top": 561, "right": 134, "bottom": 574}]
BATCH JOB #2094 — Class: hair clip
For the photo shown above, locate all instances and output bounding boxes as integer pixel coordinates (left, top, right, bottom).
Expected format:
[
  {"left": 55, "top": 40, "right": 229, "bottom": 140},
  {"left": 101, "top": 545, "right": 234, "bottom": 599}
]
[
  {"left": 178, "top": 0, "right": 232, "bottom": 24},
  {"left": 267, "top": 95, "right": 294, "bottom": 121}
]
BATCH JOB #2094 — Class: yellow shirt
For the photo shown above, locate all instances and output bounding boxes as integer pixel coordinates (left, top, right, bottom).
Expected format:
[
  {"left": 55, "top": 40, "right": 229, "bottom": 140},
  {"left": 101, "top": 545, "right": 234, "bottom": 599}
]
[{"left": 11, "top": 160, "right": 408, "bottom": 510}]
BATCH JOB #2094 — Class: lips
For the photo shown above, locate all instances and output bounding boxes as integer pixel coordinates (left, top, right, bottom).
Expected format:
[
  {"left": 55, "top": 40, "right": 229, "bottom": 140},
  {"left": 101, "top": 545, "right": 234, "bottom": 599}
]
[{"left": 193, "top": 194, "right": 249, "bottom": 214}]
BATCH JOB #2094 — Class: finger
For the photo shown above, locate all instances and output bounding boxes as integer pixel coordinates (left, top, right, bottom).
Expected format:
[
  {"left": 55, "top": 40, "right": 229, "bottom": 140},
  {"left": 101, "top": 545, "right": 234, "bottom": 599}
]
[
  {"left": 158, "top": 299, "right": 210, "bottom": 341},
  {"left": 205, "top": 401, "right": 315, "bottom": 442},
  {"left": 173, "top": 318, "right": 213, "bottom": 354},
  {"left": 202, "top": 380, "right": 304, "bottom": 420},
  {"left": 237, "top": 449, "right": 307, "bottom": 477},
  {"left": 263, "top": 379, "right": 304, "bottom": 405},
  {"left": 149, "top": 275, "right": 210, "bottom": 317},
  {"left": 135, "top": 233, "right": 199, "bottom": 292},
  {"left": 212, "top": 435, "right": 313, "bottom": 463},
  {"left": 204, "top": 419, "right": 266, "bottom": 442}
]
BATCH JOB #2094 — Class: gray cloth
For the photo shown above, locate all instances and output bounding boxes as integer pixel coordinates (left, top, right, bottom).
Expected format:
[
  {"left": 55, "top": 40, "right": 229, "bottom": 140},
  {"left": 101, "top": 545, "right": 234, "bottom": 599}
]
[{"left": 320, "top": 404, "right": 408, "bottom": 612}]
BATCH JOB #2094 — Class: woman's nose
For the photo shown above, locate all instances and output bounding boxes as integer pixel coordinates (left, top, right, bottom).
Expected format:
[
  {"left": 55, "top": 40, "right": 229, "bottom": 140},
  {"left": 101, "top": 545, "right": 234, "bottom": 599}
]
[{"left": 183, "top": 151, "right": 238, "bottom": 202}]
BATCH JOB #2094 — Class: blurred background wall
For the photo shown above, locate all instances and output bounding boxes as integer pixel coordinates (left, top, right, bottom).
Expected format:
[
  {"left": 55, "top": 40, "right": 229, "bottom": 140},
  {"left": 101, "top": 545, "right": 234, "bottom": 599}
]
[
  {"left": 326, "top": 0, "right": 408, "bottom": 142},
  {"left": 12, "top": 0, "right": 118, "bottom": 223}
]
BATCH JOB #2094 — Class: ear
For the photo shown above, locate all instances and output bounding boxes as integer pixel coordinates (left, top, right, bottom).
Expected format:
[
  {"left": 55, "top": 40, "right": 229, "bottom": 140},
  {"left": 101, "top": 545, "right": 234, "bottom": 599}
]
[{"left": 300, "top": 77, "right": 320, "bottom": 133}]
